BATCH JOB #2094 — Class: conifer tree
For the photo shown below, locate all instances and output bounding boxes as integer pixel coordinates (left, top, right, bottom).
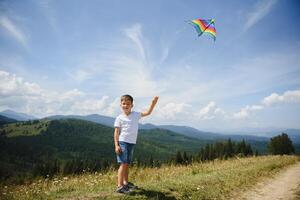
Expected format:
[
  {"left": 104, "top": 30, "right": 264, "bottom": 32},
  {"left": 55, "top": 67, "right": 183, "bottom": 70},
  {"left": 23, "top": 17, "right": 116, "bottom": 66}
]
[
  {"left": 175, "top": 151, "right": 183, "bottom": 164},
  {"left": 183, "top": 151, "right": 189, "bottom": 164},
  {"left": 268, "top": 133, "right": 295, "bottom": 155}
]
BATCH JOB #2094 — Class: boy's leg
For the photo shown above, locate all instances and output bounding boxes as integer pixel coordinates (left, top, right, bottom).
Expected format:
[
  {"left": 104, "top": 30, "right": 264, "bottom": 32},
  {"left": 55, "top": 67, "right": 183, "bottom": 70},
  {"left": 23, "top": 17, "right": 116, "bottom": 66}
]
[
  {"left": 117, "top": 164, "right": 124, "bottom": 187},
  {"left": 116, "top": 142, "right": 134, "bottom": 188},
  {"left": 123, "top": 143, "right": 134, "bottom": 185},
  {"left": 118, "top": 164, "right": 128, "bottom": 187},
  {"left": 123, "top": 164, "right": 129, "bottom": 185},
  {"left": 117, "top": 142, "right": 126, "bottom": 187}
]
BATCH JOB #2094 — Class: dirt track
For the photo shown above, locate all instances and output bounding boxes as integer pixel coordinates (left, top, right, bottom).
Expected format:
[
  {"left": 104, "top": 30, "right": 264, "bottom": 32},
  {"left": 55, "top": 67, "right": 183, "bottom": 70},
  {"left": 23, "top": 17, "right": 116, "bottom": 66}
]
[{"left": 240, "top": 162, "right": 300, "bottom": 200}]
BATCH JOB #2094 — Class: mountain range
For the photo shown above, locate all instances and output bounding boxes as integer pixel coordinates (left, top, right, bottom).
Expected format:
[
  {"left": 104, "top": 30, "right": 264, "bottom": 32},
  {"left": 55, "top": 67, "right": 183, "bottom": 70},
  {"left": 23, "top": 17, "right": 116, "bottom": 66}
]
[
  {"left": 1, "top": 109, "right": 299, "bottom": 144},
  {"left": 0, "top": 110, "right": 299, "bottom": 182},
  {"left": 0, "top": 110, "right": 36, "bottom": 121}
]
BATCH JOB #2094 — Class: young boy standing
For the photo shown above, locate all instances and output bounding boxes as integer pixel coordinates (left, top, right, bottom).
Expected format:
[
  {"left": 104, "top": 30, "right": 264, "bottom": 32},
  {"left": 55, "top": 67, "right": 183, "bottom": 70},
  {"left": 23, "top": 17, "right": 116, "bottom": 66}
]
[{"left": 114, "top": 94, "right": 159, "bottom": 193}]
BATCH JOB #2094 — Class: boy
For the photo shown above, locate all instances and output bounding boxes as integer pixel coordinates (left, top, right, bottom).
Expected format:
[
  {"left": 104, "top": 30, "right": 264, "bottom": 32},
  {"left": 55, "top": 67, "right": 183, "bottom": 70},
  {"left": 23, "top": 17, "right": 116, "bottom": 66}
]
[{"left": 114, "top": 94, "right": 159, "bottom": 193}]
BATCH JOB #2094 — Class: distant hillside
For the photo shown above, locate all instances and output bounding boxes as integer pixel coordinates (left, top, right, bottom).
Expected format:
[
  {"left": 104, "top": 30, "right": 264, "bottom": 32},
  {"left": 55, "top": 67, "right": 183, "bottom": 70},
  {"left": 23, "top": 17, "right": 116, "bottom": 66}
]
[
  {"left": 4, "top": 110, "right": 299, "bottom": 144},
  {"left": 156, "top": 125, "right": 272, "bottom": 143},
  {"left": 155, "top": 125, "right": 300, "bottom": 145},
  {"left": 0, "top": 118, "right": 207, "bottom": 181},
  {"left": 137, "top": 128, "right": 209, "bottom": 158},
  {"left": 221, "top": 128, "right": 300, "bottom": 144},
  {"left": 44, "top": 114, "right": 272, "bottom": 142},
  {"left": 0, "top": 109, "right": 37, "bottom": 121},
  {"left": 0, "top": 115, "right": 18, "bottom": 125},
  {"left": 44, "top": 114, "right": 115, "bottom": 127},
  {"left": 158, "top": 125, "right": 224, "bottom": 140},
  {"left": 45, "top": 114, "right": 160, "bottom": 129}
]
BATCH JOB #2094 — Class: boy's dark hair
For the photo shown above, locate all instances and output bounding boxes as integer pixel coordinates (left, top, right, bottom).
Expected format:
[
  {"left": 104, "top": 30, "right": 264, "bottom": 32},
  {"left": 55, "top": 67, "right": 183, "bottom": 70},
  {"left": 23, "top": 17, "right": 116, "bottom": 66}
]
[{"left": 121, "top": 94, "right": 133, "bottom": 103}]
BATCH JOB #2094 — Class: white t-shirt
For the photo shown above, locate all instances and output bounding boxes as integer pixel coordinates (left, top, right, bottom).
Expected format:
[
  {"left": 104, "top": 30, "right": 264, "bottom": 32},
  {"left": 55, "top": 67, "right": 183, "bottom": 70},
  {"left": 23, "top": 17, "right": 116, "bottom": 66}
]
[{"left": 114, "top": 111, "right": 142, "bottom": 144}]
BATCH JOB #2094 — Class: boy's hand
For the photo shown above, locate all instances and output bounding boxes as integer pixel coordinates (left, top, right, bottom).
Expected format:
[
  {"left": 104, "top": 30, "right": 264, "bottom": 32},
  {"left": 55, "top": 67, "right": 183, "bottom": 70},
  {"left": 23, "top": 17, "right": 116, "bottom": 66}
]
[
  {"left": 152, "top": 96, "right": 159, "bottom": 105},
  {"left": 141, "top": 96, "right": 159, "bottom": 117},
  {"left": 115, "top": 145, "right": 121, "bottom": 155}
]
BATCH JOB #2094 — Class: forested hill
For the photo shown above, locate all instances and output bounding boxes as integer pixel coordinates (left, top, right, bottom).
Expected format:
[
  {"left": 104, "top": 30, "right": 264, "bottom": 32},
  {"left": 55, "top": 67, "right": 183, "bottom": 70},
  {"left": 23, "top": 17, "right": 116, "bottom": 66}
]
[
  {"left": 0, "top": 114, "right": 17, "bottom": 125},
  {"left": 0, "top": 118, "right": 211, "bottom": 182}
]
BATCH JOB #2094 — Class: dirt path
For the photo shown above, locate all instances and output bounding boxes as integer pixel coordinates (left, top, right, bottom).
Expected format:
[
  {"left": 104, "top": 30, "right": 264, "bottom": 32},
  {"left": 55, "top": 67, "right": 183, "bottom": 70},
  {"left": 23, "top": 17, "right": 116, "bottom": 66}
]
[{"left": 240, "top": 162, "right": 300, "bottom": 200}]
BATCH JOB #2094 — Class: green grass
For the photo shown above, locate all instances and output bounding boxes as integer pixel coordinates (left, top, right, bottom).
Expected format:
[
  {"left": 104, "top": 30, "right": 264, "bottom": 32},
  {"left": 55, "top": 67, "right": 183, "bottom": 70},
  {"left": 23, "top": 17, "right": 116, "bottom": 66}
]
[
  {"left": 1, "top": 120, "right": 49, "bottom": 137},
  {"left": 1, "top": 155, "right": 299, "bottom": 200}
]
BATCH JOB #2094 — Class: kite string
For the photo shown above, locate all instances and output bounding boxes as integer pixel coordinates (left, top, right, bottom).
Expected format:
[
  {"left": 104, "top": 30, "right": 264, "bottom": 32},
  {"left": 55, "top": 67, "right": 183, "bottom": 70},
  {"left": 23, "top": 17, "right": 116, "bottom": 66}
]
[{"left": 175, "top": 20, "right": 191, "bottom": 36}]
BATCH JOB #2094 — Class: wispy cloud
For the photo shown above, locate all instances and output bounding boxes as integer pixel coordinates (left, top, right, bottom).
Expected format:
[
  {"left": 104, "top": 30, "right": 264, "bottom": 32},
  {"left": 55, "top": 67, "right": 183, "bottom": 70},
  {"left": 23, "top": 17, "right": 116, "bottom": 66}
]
[
  {"left": 212, "top": 51, "right": 300, "bottom": 102},
  {"left": 0, "top": 16, "right": 28, "bottom": 48},
  {"left": 244, "top": 0, "right": 277, "bottom": 31},
  {"left": 124, "top": 23, "right": 146, "bottom": 60},
  {"left": 69, "top": 69, "right": 94, "bottom": 82},
  {"left": 36, "top": 0, "right": 59, "bottom": 32},
  {"left": 68, "top": 23, "right": 161, "bottom": 98},
  {"left": 159, "top": 46, "right": 169, "bottom": 65}
]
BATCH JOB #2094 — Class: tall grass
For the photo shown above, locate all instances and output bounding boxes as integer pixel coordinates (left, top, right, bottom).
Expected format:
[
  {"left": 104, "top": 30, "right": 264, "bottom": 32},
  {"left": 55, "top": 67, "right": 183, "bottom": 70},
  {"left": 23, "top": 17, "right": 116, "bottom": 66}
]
[{"left": 0, "top": 155, "right": 299, "bottom": 200}]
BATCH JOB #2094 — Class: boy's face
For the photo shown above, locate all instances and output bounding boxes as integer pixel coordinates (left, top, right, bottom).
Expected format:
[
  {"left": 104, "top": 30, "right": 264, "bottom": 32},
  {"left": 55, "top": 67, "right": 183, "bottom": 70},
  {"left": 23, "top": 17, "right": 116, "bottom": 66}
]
[{"left": 121, "top": 99, "right": 133, "bottom": 115}]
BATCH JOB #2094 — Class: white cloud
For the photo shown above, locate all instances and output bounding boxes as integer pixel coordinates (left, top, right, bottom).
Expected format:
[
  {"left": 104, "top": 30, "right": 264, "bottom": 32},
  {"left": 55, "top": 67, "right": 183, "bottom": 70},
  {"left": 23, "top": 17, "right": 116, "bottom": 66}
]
[
  {"left": 59, "top": 89, "right": 85, "bottom": 101},
  {"left": 70, "top": 96, "right": 109, "bottom": 115},
  {"left": 262, "top": 90, "right": 300, "bottom": 106},
  {"left": 233, "top": 104, "right": 263, "bottom": 119},
  {"left": 244, "top": 0, "right": 277, "bottom": 31},
  {"left": 233, "top": 90, "right": 300, "bottom": 119},
  {"left": 0, "top": 70, "right": 42, "bottom": 97},
  {"left": 0, "top": 16, "right": 28, "bottom": 47},
  {"left": 195, "top": 101, "right": 226, "bottom": 120},
  {"left": 2, "top": 68, "right": 299, "bottom": 129},
  {"left": 0, "top": 70, "right": 114, "bottom": 117},
  {"left": 157, "top": 102, "right": 191, "bottom": 120}
]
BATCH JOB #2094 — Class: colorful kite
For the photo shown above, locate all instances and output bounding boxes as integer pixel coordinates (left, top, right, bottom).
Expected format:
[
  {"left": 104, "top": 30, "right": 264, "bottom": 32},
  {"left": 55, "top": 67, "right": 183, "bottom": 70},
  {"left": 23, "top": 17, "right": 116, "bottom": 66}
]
[{"left": 188, "top": 19, "right": 216, "bottom": 41}]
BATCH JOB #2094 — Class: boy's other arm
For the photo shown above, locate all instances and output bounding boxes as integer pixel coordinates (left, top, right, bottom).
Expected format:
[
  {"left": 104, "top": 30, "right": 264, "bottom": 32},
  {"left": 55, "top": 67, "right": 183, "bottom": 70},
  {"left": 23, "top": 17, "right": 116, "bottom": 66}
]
[
  {"left": 114, "top": 127, "right": 121, "bottom": 154},
  {"left": 141, "top": 96, "right": 159, "bottom": 117}
]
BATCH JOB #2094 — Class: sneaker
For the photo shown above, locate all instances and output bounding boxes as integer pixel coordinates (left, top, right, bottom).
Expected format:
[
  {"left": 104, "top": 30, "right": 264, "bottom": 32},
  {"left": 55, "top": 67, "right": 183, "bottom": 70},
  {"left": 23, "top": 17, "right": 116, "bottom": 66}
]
[
  {"left": 125, "top": 182, "right": 138, "bottom": 190},
  {"left": 115, "top": 185, "right": 130, "bottom": 194}
]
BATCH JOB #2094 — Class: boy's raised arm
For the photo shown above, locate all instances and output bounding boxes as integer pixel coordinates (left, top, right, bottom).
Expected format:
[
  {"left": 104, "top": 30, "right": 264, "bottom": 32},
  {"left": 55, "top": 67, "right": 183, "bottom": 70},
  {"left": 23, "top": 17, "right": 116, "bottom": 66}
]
[{"left": 141, "top": 96, "right": 159, "bottom": 117}]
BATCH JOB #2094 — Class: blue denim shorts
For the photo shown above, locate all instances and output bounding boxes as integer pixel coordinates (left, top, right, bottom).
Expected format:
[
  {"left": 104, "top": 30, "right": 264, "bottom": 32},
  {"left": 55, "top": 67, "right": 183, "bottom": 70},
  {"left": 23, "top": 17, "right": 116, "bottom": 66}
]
[{"left": 117, "top": 141, "right": 135, "bottom": 164}]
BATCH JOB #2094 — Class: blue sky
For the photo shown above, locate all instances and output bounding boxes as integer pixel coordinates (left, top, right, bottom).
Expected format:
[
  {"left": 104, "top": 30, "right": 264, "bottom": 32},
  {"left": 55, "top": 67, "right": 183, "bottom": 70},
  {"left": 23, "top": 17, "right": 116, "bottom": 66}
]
[{"left": 1, "top": 0, "right": 300, "bottom": 131}]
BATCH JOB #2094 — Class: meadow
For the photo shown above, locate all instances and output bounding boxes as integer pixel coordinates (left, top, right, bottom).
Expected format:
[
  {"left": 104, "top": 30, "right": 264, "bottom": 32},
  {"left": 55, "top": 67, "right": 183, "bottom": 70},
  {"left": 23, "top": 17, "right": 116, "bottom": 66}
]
[{"left": 1, "top": 155, "right": 299, "bottom": 200}]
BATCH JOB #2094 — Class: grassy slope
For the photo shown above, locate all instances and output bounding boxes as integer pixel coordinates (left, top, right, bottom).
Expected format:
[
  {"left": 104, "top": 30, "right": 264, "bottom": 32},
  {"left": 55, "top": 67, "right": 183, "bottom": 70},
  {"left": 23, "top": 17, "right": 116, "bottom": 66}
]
[
  {"left": 1, "top": 155, "right": 299, "bottom": 200},
  {"left": 0, "top": 119, "right": 209, "bottom": 183},
  {"left": 0, "top": 119, "right": 206, "bottom": 162},
  {"left": 0, "top": 120, "right": 49, "bottom": 137}
]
